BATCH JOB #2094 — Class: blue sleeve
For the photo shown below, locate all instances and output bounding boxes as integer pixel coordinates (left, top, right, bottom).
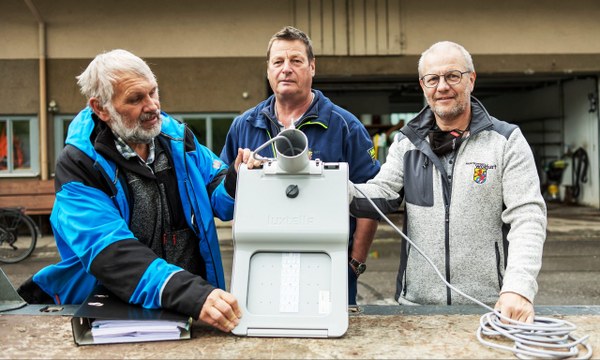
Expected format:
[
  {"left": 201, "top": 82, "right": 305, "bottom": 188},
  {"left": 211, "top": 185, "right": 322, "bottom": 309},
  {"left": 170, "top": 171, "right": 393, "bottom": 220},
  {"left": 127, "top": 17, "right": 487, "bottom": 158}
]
[
  {"left": 219, "top": 115, "right": 243, "bottom": 165},
  {"left": 53, "top": 183, "right": 137, "bottom": 272},
  {"left": 187, "top": 135, "right": 235, "bottom": 221},
  {"left": 53, "top": 182, "right": 179, "bottom": 309},
  {"left": 345, "top": 119, "right": 381, "bottom": 183}
]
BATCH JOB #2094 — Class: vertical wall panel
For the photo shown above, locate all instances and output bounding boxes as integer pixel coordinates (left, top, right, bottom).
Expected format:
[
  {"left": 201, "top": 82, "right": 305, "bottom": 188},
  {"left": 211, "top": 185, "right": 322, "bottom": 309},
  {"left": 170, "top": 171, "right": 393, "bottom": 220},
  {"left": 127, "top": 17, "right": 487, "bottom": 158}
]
[
  {"left": 349, "top": 0, "right": 358, "bottom": 55},
  {"left": 321, "top": 0, "right": 335, "bottom": 54},
  {"left": 376, "top": 0, "right": 388, "bottom": 54},
  {"left": 388, "top": 0, "right": 403, "bottom": 53},
  {"left": 309, "top": 0, "right": 323, "bottom": 54},
  {"left": 332, "top": 0, "right": 348, "bottom": 56},
  {"left": 294, "top": 0, "right": 310, "bottom": 39},
  {"left": 365, "top": 0, "right": 378, "bottom": 54},
  {"left": 293, "top": 0, "right": 403, "bottom": 56}
]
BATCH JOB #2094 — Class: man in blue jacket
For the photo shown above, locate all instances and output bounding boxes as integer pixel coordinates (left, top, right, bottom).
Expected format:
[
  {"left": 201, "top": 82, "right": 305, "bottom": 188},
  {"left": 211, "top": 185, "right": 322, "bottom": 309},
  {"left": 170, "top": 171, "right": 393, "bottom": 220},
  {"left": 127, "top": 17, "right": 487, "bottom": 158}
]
[
  {"left": 18, "top": 49, "right": 259, "bottom": 332},
  {"left": 220, "top": 26, "right": 381, "bottom": 305}
]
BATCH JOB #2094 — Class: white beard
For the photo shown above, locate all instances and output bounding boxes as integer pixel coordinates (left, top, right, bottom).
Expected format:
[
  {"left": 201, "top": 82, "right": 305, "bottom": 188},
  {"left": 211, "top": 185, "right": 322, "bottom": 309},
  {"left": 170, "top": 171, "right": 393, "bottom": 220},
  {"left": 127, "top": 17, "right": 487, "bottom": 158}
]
[{"left": 107, "top": 104, "right": 161, "bottom": 144}]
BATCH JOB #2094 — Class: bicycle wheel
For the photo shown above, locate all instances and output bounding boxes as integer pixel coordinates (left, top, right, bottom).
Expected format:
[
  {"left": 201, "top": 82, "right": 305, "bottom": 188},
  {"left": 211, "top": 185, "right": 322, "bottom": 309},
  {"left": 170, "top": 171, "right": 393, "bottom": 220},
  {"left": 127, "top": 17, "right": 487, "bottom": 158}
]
[{"left": 0, "top": 210, "right": 38, "bottom": 263}]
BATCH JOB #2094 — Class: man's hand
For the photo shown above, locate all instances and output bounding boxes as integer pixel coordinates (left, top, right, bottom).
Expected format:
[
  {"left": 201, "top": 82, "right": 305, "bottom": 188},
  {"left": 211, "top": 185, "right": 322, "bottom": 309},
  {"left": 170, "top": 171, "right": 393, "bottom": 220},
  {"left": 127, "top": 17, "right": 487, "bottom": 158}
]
[
  {"left": 494, "top": 291, "right": 534, "bottom": 323},
  {"left": 199, "top": 289, "right": 242, "bottom": 332},
  {"left": 234, "top": 148, "right": 262, "bottom": 172}
]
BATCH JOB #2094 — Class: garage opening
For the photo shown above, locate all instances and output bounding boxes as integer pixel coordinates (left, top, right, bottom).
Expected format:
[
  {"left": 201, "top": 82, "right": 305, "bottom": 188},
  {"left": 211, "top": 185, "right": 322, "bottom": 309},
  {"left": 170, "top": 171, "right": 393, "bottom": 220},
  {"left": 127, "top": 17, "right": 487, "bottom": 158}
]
[{"left": 315, "top": 74, "right": 599, "bottom": 207}]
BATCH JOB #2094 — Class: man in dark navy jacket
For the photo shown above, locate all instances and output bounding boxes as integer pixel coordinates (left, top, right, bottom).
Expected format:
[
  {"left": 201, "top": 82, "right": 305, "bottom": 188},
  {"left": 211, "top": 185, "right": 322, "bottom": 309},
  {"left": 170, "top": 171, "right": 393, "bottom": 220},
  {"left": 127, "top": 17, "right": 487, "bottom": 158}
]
[{"left": 220, "top": 26, "right": 381, "bottom": 305}]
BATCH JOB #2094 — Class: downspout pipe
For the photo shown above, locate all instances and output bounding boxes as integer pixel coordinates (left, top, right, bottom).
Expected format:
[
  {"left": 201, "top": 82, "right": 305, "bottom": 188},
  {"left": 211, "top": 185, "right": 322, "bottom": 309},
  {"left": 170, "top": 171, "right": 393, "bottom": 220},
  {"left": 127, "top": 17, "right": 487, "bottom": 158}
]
[{"left": 23, "top": 0, "right": 48, "bottom": 180}]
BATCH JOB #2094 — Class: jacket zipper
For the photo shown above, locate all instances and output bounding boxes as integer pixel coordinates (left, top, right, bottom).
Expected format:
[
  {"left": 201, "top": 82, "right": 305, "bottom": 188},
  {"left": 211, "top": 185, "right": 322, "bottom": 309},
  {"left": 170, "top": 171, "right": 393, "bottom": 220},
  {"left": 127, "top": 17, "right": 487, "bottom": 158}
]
[
  {"left": 495, "top": 242, "right": 503, "bottom": 288},
  {"left": 444, "top": 203, "right": 451, "bottom": 305},
  {"left": 180, "top": 125, "right": 222, "bottom": 289}
]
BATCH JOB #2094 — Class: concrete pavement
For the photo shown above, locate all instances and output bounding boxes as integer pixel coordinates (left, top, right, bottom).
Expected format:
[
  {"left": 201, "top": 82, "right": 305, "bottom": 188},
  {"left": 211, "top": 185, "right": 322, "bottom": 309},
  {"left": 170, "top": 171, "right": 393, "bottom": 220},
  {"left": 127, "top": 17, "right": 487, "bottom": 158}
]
[
  {"left": 1, "top": 202, "right": 599, "bottom": 359},
  {"left": 1, "top": 202, "right": 599, "bottom": 307},
  {"left": 357, "top": 202, "right": 600, "bottom": 306}
]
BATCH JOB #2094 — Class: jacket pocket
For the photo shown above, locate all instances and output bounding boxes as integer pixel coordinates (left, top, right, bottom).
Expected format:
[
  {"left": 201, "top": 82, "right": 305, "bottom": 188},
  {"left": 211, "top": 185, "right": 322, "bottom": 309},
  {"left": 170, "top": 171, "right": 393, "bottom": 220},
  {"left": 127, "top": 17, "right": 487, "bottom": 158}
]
[
  {"left": 163, "top": 227, "right": 205, "bottom": 277},
  {"left": 403, "top": 151, "right": 433, "bottom": 207}
]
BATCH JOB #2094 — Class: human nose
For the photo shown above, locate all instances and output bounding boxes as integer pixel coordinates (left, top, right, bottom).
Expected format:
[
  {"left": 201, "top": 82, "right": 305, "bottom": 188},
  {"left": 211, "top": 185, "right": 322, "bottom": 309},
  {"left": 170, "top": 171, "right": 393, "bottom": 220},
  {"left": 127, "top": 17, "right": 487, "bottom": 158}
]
[
  {"left": 436, "top": 75, "right": 451, "bottom": 90},
  {"left": 281, "top": 59, "right": 293, "bottom": 74},
  {"left": 143, "top": 95, "right": 159, "bottom": 112}
]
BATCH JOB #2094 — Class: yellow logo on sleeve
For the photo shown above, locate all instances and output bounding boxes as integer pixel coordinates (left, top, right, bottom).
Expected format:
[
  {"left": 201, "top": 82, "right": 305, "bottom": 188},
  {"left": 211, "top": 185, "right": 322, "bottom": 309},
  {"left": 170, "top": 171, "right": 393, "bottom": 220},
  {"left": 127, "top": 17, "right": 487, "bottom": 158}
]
[{"left": 368, "top": 147, "right": 376, "bottom": 160}]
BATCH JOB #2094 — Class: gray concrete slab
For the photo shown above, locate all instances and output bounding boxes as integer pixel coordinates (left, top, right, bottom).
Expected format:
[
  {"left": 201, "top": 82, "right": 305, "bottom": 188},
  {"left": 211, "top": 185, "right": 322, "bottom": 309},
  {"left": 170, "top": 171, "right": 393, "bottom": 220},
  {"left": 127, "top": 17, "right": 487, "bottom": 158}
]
[
  {"left": 1, "top": 309, "right": 598, "bottom": 359},
  {"left": 0, "top": 203, "right": 599, "bottom": 358},
  {"left": 1, "top": 203, "right": 599, "bottom": 307}
]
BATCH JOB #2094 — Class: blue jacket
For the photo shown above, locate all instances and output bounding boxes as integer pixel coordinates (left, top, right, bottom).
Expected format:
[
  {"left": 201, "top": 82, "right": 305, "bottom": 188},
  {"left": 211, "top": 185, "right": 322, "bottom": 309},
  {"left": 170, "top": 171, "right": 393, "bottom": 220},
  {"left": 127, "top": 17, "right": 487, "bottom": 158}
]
[
  {"left": 220, "top": 90, "right": 380, "bottom": 243},
  {"left": 33, "top": 107, "right": 234, "bottom": 318}
]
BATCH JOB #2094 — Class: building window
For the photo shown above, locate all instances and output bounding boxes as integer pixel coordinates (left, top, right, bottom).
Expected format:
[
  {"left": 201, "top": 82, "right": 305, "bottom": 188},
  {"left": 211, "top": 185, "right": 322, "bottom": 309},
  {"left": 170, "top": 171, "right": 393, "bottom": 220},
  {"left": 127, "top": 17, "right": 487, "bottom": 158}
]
[
  {"left": 171, "top": 113, "right": 237, "bottom": 154},
  {"left": 0, "top": 116, "right": 39, "bottom": 176},
  {"left": 53, "top": 115, "right": 74, "bottom": 175}
]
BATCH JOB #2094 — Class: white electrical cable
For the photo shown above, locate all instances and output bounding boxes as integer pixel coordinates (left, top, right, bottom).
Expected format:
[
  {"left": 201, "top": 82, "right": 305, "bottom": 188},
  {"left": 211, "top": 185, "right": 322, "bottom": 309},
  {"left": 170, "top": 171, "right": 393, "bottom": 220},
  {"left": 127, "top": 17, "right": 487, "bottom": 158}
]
[
  {"left": 250, "top": 135, "right": 295, "bottom": 163},
  {"left": 353, "top": 185, "right": 592, "bottom": 359}
]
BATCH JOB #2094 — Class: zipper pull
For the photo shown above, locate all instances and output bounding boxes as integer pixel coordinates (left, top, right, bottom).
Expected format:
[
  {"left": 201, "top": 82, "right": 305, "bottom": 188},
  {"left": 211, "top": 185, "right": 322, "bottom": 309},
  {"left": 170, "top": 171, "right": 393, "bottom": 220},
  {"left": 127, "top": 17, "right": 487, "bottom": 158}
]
[{"left": 423, "top": 158, "right": 429, "bottom": 168}]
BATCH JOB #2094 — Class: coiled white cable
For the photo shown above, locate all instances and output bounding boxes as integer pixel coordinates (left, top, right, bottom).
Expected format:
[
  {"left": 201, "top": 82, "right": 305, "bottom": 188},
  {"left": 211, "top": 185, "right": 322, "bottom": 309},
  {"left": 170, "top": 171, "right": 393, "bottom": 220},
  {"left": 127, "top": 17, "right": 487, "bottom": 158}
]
[{"left": 353, "top": 185, "right": 593, "bottom": 359}]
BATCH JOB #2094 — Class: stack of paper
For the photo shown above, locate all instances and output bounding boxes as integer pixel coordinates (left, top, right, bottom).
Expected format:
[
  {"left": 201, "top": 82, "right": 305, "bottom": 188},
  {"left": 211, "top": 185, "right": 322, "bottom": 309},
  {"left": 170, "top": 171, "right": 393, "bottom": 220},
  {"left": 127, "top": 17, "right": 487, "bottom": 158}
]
[
  {"left": 90, "top": 319, "right": 190, "bottom": 344},
  {"left": 71, "top": 285, "right": 193, "bottom": 346}
]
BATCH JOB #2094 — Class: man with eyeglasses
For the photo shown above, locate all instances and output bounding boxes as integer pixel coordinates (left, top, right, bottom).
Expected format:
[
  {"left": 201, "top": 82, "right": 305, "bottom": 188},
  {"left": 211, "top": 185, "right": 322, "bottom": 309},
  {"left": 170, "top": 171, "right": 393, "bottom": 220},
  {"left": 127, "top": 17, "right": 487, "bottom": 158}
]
[{"left": 349, "top": 41, "right": 546, "bottom": 323}]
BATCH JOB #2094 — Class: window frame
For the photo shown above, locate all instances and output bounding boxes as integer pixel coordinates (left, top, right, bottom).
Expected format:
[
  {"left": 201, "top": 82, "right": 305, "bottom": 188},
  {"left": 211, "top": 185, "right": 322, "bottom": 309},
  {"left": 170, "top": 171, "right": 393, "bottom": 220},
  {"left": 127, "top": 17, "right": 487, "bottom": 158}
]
[
  {"left": 53, "top": 114, "right": 75, "bottom": 174},
  {"left": 171, "top": 113, "right": 238, "bottom": 152},
  {"left": 0, "top": 115, "right": 40, "bottom": 177}
]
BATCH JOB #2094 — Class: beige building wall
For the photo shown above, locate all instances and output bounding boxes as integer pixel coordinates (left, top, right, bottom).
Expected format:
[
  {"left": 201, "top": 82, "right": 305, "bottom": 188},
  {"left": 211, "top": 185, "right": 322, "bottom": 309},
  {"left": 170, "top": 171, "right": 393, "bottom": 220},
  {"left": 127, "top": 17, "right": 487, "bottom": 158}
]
[
  {"left": 3, "top": 0, "right": 599, "bottom": 59},
  {"left": 2, "top": 0, "right": 599, "bottom": 112},
  {"left": 1, "top": 0, "right": 599, "bottom": 204}
]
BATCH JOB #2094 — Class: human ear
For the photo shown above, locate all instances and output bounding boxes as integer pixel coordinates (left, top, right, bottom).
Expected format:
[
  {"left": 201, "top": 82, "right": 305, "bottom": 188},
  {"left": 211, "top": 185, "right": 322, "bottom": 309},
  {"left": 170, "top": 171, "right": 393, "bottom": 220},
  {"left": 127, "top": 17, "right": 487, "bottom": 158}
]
[{"left": 89, "top": 98, "right": 111, "bottom": 123}]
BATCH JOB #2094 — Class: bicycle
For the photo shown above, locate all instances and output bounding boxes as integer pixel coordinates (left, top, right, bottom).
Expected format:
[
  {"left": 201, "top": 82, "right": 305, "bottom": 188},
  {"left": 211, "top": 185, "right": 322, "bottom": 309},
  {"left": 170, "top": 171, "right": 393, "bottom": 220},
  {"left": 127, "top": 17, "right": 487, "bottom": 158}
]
[{"left": 0, "top": 207, "right": 39, "bottom": 263}]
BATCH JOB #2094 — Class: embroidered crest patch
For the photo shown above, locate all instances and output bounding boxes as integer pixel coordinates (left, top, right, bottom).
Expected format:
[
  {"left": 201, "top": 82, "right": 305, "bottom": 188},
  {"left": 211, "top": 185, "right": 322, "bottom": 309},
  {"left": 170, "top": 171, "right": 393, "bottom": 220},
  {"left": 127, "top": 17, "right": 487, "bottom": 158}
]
[
  {"left": 473, "top": 167, "right": 487, "bottom": 184},
  {"left": 467, "top": 162, "right": 497, "bottom": 184}
]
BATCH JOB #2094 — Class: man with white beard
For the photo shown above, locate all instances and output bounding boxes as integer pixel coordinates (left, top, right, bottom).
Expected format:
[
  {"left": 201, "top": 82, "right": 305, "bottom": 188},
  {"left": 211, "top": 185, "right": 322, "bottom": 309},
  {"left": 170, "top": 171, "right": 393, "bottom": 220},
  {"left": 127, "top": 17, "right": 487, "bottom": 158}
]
[{"left": 18, "top": 49, "right": 260, "bottom": 332}]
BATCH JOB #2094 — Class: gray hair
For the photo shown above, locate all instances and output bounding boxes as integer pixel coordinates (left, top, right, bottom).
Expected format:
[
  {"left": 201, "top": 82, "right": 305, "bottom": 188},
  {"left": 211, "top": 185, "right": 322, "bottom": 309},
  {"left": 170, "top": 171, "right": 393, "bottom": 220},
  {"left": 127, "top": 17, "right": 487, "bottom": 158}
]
[
  {"left": 76, "top": 49, "right": 156, "bottom": 106},
  {"left": 418, "top": 41, "right": 474, "bottom": 77},
  {"left": 267, "top": 26, "right": 314, "bottom": 61}
]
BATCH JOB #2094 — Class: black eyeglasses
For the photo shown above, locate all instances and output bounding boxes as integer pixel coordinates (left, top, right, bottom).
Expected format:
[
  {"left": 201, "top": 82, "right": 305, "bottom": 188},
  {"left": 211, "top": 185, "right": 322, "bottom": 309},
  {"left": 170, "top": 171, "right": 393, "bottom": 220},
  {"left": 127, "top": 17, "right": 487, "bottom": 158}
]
[{"left": 420, "top": 70, "right": 471, "bottom": 88}]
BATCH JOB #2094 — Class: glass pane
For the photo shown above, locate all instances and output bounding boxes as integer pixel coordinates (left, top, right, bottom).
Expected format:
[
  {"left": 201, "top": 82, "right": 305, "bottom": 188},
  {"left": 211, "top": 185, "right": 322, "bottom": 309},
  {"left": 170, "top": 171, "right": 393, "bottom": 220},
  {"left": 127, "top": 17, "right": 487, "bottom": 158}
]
[
  {"left": 62, "top": 120, "right": 72, "bottom": 146},
  {"left": 212, "top": 117, "right": 234, "bottom": 156},
  {"left": 13, "top": 121, "right": 31, "bottom": 170},
  {"left": 172, "top": 115, "right": 236, "bottom": 154},
  {"left": 184, "top": 119, "right": 208, "bottom": 147},
  {"left": 0, "top": 121, "right": 7, "bottom": 170}
]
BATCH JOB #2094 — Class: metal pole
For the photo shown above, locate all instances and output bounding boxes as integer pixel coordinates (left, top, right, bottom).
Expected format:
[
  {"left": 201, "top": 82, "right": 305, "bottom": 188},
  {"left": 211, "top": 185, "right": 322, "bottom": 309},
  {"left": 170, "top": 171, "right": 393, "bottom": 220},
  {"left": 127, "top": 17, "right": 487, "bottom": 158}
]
[{"left": 23, "top": 0, "right": 48, "bottom": 180}]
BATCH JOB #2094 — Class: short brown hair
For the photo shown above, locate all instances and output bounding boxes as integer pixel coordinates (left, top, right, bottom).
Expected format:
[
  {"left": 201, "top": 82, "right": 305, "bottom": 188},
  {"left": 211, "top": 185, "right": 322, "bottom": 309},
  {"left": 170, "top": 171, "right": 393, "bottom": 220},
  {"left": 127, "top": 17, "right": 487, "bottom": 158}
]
[{"left": 267, "top": 26, "right": 314, "bottom": 61}]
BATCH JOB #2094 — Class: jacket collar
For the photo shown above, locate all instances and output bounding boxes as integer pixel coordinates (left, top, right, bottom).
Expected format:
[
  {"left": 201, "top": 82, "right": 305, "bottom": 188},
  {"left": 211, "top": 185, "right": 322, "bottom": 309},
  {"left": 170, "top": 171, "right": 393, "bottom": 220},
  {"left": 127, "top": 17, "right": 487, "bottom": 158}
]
[
  {"left": 67, "top": 107, "right": 185, "bottom": 157},
  {"left": 252, "top": 89, "right": 329, "bottom": 132},
  {"left": 93, "top": 120, "right": 158, "bottom": 180},
  {"left": 66, "top": 107, "right": 185, "bottom": 179},
  {"left": 404, "top": 96, "right": 494, "bottom": 140}
]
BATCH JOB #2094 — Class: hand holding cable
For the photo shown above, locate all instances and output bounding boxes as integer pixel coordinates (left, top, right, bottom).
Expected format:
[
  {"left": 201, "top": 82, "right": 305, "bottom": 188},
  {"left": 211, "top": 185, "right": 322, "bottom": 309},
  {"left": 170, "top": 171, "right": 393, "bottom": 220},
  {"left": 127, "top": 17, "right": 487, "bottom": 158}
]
[{"left": 352, "top": 185, "right": 592, "bottom": 359}]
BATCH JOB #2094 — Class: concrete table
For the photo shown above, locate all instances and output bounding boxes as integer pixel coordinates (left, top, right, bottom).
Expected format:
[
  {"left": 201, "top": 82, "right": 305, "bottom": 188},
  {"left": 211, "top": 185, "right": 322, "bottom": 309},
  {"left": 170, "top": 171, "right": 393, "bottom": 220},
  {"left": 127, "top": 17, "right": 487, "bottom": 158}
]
[{"left": 1, "top": 305, "right": 598, "bottom": 359}]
